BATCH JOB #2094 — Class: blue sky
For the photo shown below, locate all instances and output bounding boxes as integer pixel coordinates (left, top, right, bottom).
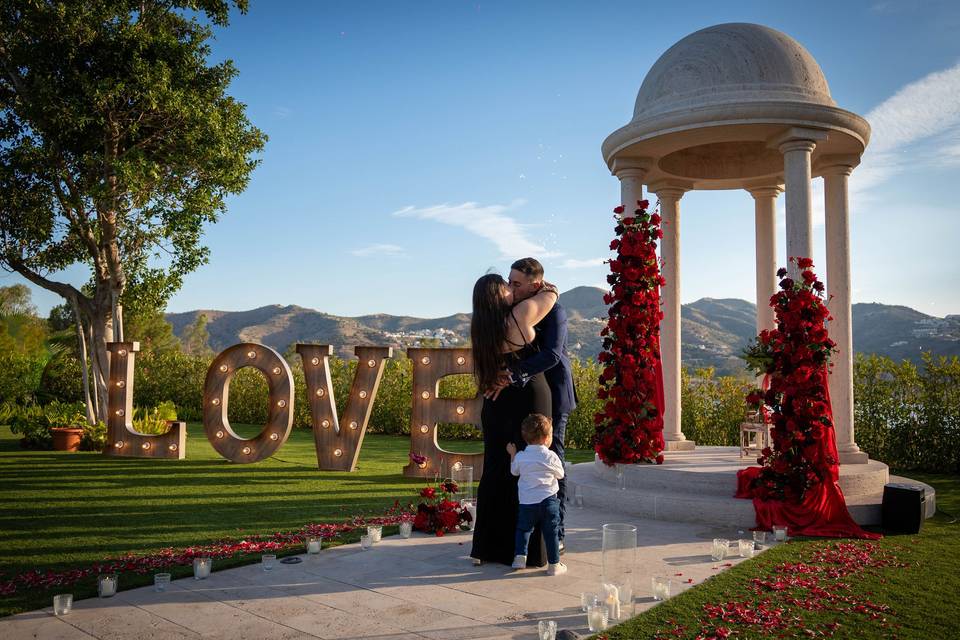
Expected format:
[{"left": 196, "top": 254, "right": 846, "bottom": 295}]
[{"left": 8, "top": 0, "right": 960, "bottom": 319}]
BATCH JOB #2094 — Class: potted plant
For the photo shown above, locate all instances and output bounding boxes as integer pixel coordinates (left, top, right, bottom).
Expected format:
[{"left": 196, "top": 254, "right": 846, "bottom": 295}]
[{"left": 48, "top": 403, "right": 89, "bottom": 452}]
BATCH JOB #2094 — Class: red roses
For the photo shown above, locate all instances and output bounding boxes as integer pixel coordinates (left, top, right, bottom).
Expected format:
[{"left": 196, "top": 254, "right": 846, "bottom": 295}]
[
  {"left": 594, "top": 200, "right": 666, "bottom": 465},
  {"left": 413, "top": 479, "right": 471, "bottom": 536},
  {"left": 742, "top": 258, "right": 837, "bottom": 502}
]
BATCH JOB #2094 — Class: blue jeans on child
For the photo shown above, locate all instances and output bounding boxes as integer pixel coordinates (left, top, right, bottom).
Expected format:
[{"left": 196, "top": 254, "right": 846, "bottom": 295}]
[{"left": 515, "top": 494, "right": 561, "bottom": 564}]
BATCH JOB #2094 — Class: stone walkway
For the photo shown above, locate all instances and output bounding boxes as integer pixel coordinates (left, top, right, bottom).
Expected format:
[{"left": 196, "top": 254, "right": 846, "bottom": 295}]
[{"left": 2, "top": 506, "right": 755, "bottom": 639}]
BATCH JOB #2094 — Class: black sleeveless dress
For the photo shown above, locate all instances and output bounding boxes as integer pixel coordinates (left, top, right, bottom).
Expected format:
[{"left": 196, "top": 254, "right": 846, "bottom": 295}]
[{"left": 470, "top": 342, "right": 553, "bottom": 566}]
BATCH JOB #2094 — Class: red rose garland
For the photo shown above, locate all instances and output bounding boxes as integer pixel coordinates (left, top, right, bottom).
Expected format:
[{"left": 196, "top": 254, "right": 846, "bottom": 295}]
[
  {"left": 741, "top": 258, "right": 836, "bottom": 502},
  {"left": 593, "top": 200, "right": 666, "bottom": 465}
]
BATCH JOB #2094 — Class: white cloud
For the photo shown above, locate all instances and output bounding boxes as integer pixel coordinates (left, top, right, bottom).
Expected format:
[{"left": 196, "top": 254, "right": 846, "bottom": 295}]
[
  {"left": 392, "top": 200, "right": 560, "bottom": 259},
  {"left": 559, "top": 257, "right": 607, "bottom": 269},
  {"left": 855, "top": 61, "right": 960, "bottom": 195},
  {"left": 349, "top": 243, "right": 406, "bottom": 257}
]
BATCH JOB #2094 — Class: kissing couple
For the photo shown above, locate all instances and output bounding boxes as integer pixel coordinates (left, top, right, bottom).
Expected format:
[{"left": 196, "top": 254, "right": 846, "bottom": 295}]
[{"left": 468, "top": 258, "right": 577, "bottom": 574}]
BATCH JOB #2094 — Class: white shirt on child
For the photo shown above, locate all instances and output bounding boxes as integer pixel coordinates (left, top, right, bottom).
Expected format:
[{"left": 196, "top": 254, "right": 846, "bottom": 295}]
[{"left": 510, "top": 444, "right": 565, "bottom": 504}]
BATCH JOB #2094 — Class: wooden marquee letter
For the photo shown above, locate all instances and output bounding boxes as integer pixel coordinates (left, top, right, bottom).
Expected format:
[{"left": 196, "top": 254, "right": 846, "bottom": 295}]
[
  {"left": 203, "top": 343, "right": 294, "bottom": 463},
  {"left": 104, "top": 342, "right": 187, "bottom": 459},
  {"left": 403, "top": 347, "right": 483, "bottom": 479},
  {"left": 296, "top": 344, "right": 392, "bottom": 471}
]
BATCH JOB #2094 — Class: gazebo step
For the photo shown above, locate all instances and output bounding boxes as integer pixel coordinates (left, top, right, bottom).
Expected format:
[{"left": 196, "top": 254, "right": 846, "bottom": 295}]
[
  {"left": 567, "top": 461, "right": 936, "bottom": 528},
  {"left": 586, "top": 447, "right": 892, "bottom": 498}
]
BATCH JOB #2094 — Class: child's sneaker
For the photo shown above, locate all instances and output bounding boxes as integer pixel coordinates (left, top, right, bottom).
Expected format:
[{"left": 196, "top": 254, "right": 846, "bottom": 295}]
[
  {"left": 547, "top": 562, "right": 567, "bottom": 576},
  {"left": 511, "top": 555, "right": 527, "bottom": 569}
]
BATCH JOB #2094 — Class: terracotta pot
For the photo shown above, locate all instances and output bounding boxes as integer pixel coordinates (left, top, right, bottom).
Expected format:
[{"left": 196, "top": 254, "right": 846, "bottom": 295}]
[{"left": 51, "top": 427, "right": 84, "bottom": 452}]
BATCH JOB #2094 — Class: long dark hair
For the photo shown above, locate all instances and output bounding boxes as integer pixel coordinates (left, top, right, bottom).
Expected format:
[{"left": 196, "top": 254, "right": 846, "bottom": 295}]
[{"left": 471, "top": 273, "right": 510, "bottom": 390}]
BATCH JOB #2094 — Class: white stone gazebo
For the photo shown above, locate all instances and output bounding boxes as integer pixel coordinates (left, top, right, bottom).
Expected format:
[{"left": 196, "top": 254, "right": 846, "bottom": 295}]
[
  {"left": 603, "top": 22, "right": 868, "bottom": 462},
  {"left": 568, "top": 23, "right": 936, "bottom": 527}
]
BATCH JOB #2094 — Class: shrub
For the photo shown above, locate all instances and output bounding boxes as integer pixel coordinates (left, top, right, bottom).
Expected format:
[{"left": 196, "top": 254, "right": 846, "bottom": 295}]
[
  {"left": 0, "top": 352, "right": 45, "bottom": 404},
  {"left": 8, "top": 401, "right": 87, "bottom": 449},
  {"left": 36, "top": 353, "right": 83, "bottom": 404},
  {"left": 680, "top": 368, "right": 753, "bottom": 446}
]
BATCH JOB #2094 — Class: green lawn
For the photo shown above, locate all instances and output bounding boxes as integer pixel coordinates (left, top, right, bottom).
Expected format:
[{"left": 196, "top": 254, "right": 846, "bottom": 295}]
[
  {"left": 596, "top": 472, "right": 960, "bottom": 640},
  {"left": 0, "top": 424, "right": 595, "bottom": 617}
]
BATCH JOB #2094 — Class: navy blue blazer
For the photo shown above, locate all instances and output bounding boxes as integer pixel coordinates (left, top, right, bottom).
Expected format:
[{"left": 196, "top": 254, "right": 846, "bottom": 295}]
[{"left": 509, "top": 302, "right": 577, "bottom": 417}]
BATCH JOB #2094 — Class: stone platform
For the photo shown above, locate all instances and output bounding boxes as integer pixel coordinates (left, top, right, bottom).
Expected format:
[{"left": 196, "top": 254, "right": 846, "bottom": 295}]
[{"left": 567, "top": 447, "right": 936, "bottom": 529}]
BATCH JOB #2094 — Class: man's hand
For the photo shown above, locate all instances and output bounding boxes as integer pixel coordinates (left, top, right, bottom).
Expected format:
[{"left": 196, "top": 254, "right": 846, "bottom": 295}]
[
  {"left": 506, "top": 442, "right": 517, "bottom": 456},
  {"left": 483, "top": 370, "right": 513, "bottom": 401}
]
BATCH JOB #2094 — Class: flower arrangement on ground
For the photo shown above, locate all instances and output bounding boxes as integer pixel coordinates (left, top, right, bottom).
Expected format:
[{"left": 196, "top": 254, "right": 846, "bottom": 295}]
[
  {"left": 413, "top": 478, "right": 471, "bottom": 536},
  {"left": 593, "top": 200, "right": 666, "bottom": 465}
]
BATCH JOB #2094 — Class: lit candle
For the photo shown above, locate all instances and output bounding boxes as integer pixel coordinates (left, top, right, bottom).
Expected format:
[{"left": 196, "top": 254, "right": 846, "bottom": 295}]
[
  {"left": 739, "top": 539, "right": 755, "bottom": 558},
  {"left": 97, "top": 575, "right": 117, "bottom": 598},
  {"left": 399, "top": 521, "right": 413, "bottom": 538},
  {"left": 586, "top": 604, "right": 607, "bottom": 632},
  {"left": 306, "top": 537, "right": 322, "bottom": 554},
  {"left": 602, "top": 583, "right": 620, "bottom": 621},
  {"left": 193, "top": 557, "right": 212, "bottom": 580},
  {"left": 652, "top": 577, "right": 670, "bottom": 601},
  {"left": 367, "top": 525, "right": 382, "bottom": 542}
]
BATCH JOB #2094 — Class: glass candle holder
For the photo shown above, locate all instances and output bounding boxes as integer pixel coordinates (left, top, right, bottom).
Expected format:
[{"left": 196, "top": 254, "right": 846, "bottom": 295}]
[
  {"left": 52, "top": 593, "right": 73, "bottom": 616},
  {"left": 399, "top": 521, "right": 413, "bottom": 539},
  {"left": 452, "top": 465, "right": 474, "bottom": 503},
  {"left": 154, "top": 573, "right": 171, "bottom": 592},
  {"left": 367, "top": 525, "right": 382, "bottom": 543},
  {"left": 711, "top": 538, "right": 729, "bottom": 562},
  {"left": 360, "top": 534, "right": 373, "bottom": 550},
  {"left": 652, "top": 576, "right": 671, "bottom": 601},
  {"left": 193, "top": 557, "right": 212, "bottom": 580},
  {"left": 738, "top": 539, "right": 755, "bottom": 558},
  {"left": 537, "top": 619, "right": 557, "bottom": 640},
  {"left": 586, "top": 603, "right": 608, "bottom": 632},
  {"left": 580, "top": 591, "right": 599, "bottom": 612},
  {"left": 752, "top": 530, "right": 768, "bottom": 547},
  {"left": 305, "top": 536, "right": 322, "bottom": 554},
  {"left": 262, "top": 554, "right": 276, "bottom": 571},
  {"left": 602, "top": 523, "right": 637, "bottom": 620},
  {"left": 97, "top": 574, "right": 117, "bottom": 598},
  {"left": 461, "top": 499, "right": 477, "bottom": 531},
  {"left": 773, "top": 525, "right": 788, "bottom": 541}
]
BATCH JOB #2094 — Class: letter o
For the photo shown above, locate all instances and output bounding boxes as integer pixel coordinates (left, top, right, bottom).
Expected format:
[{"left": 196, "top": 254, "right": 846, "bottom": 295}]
[{"left": 203, "top": 343, "right": 294, "bottom": 463}]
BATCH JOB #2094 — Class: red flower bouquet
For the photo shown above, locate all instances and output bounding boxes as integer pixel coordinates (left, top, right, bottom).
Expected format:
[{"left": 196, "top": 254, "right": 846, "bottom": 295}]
[
  {"left": 412, "top": 478, "right": 471, "bottom": 536},
  {"left": 593, "top": 200, "right": 666, "bottom": 465}
]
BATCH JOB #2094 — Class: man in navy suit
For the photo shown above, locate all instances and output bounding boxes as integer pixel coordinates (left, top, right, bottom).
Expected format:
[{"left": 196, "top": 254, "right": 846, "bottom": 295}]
[{"left": 488, "top": 257, "right": 577, "bottom": 550}]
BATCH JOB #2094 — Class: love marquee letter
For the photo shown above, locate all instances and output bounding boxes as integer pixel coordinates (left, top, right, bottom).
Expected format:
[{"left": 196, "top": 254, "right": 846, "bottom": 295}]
[
  {"left": 403, "top": 347, "right": 483, "bottom": 479},
  {"left": 297, "top": 344, "right": 392, "bottom": 471},
  {"left": 203, "top": 343, "right": 294, "bottom": 463},
  {"left": 104, "top": 342, "right": 187, "bottom": 459}
]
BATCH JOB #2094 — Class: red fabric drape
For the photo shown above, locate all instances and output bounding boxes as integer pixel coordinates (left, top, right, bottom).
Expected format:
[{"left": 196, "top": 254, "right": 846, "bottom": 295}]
[{"left": 736, "top": 369, "right": 880, "bottom": 540}]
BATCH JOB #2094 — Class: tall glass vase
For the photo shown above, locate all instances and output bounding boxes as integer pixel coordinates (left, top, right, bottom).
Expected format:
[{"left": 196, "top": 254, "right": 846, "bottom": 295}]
[
  {"left": 601, "top": 523, "right": 637, "bottom": 621},
  {"left": 453, "top": 465, "right": 473, "bottom": 503}
]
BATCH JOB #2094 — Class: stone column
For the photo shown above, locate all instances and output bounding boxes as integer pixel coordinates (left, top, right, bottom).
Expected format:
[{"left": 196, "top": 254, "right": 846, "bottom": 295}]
[
  {"left": 746, "top": 184, "right": 783, "bottom": 334},
  {"left": 611, "top": 157, "right": 652, "bottom": 217},
  {"left": 772, "top": 128, "right": 828, "bottom": 278},
  {"left": 820, "top": 156, "right": 868, "bottom": 464},
  {"left": 649, "top": 181, "right": 695, "bottom": 451}
]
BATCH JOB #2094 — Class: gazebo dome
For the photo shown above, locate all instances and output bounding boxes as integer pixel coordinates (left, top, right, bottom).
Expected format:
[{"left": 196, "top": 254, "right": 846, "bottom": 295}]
[
  {"left": 633, "top": 23, "right": 835, "bottom": 121},
  {"left": 602, "top": 23, "right": 870, "bottom": 189}
]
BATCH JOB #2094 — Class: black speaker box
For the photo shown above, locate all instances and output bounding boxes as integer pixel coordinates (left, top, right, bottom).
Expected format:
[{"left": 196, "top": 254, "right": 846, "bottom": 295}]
[{"left": 881, "top": 483, "right": 925, "bottom": 535}]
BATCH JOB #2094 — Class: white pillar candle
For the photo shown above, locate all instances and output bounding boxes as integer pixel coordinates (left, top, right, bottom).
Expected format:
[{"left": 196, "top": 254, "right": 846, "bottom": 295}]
[
  {"left": 306, "top": 538, "right": 321, "bottom": 554},
  {"left": 97, "top": 575, "right": 116, "bottom": 598}
]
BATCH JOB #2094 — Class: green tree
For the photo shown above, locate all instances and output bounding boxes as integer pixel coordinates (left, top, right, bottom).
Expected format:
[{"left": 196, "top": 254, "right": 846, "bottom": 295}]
[
  {"left": 0, "top": 1, "right": 266, "bottom": 423},
  {"left": 181, "top": 313, "right": 213, "bottom": 356},
  {"left": 0, "top": 284, "right": 47, "bottom": 356}
]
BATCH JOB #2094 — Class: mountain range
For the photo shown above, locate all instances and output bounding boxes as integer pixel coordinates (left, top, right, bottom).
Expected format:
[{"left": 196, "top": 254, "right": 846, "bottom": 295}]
[{"left": 167, "top": 287, "right": 960, "bottom": 376}]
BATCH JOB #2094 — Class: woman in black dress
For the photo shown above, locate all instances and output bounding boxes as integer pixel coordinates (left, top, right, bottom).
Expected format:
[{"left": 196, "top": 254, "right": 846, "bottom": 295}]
[{"left": 469, "top": 274, "right": 557, "bottom": 566}]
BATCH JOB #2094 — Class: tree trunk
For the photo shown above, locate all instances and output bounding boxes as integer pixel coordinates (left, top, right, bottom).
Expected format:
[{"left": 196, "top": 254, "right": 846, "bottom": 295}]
[{"left": 69, "top": 296, "right": 96, "bottom": 426}]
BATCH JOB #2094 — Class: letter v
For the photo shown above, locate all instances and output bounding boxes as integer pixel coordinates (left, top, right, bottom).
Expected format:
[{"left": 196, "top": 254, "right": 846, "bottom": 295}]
[{"left": 296, "top": 344, "right": 393, "bottom": 471}]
